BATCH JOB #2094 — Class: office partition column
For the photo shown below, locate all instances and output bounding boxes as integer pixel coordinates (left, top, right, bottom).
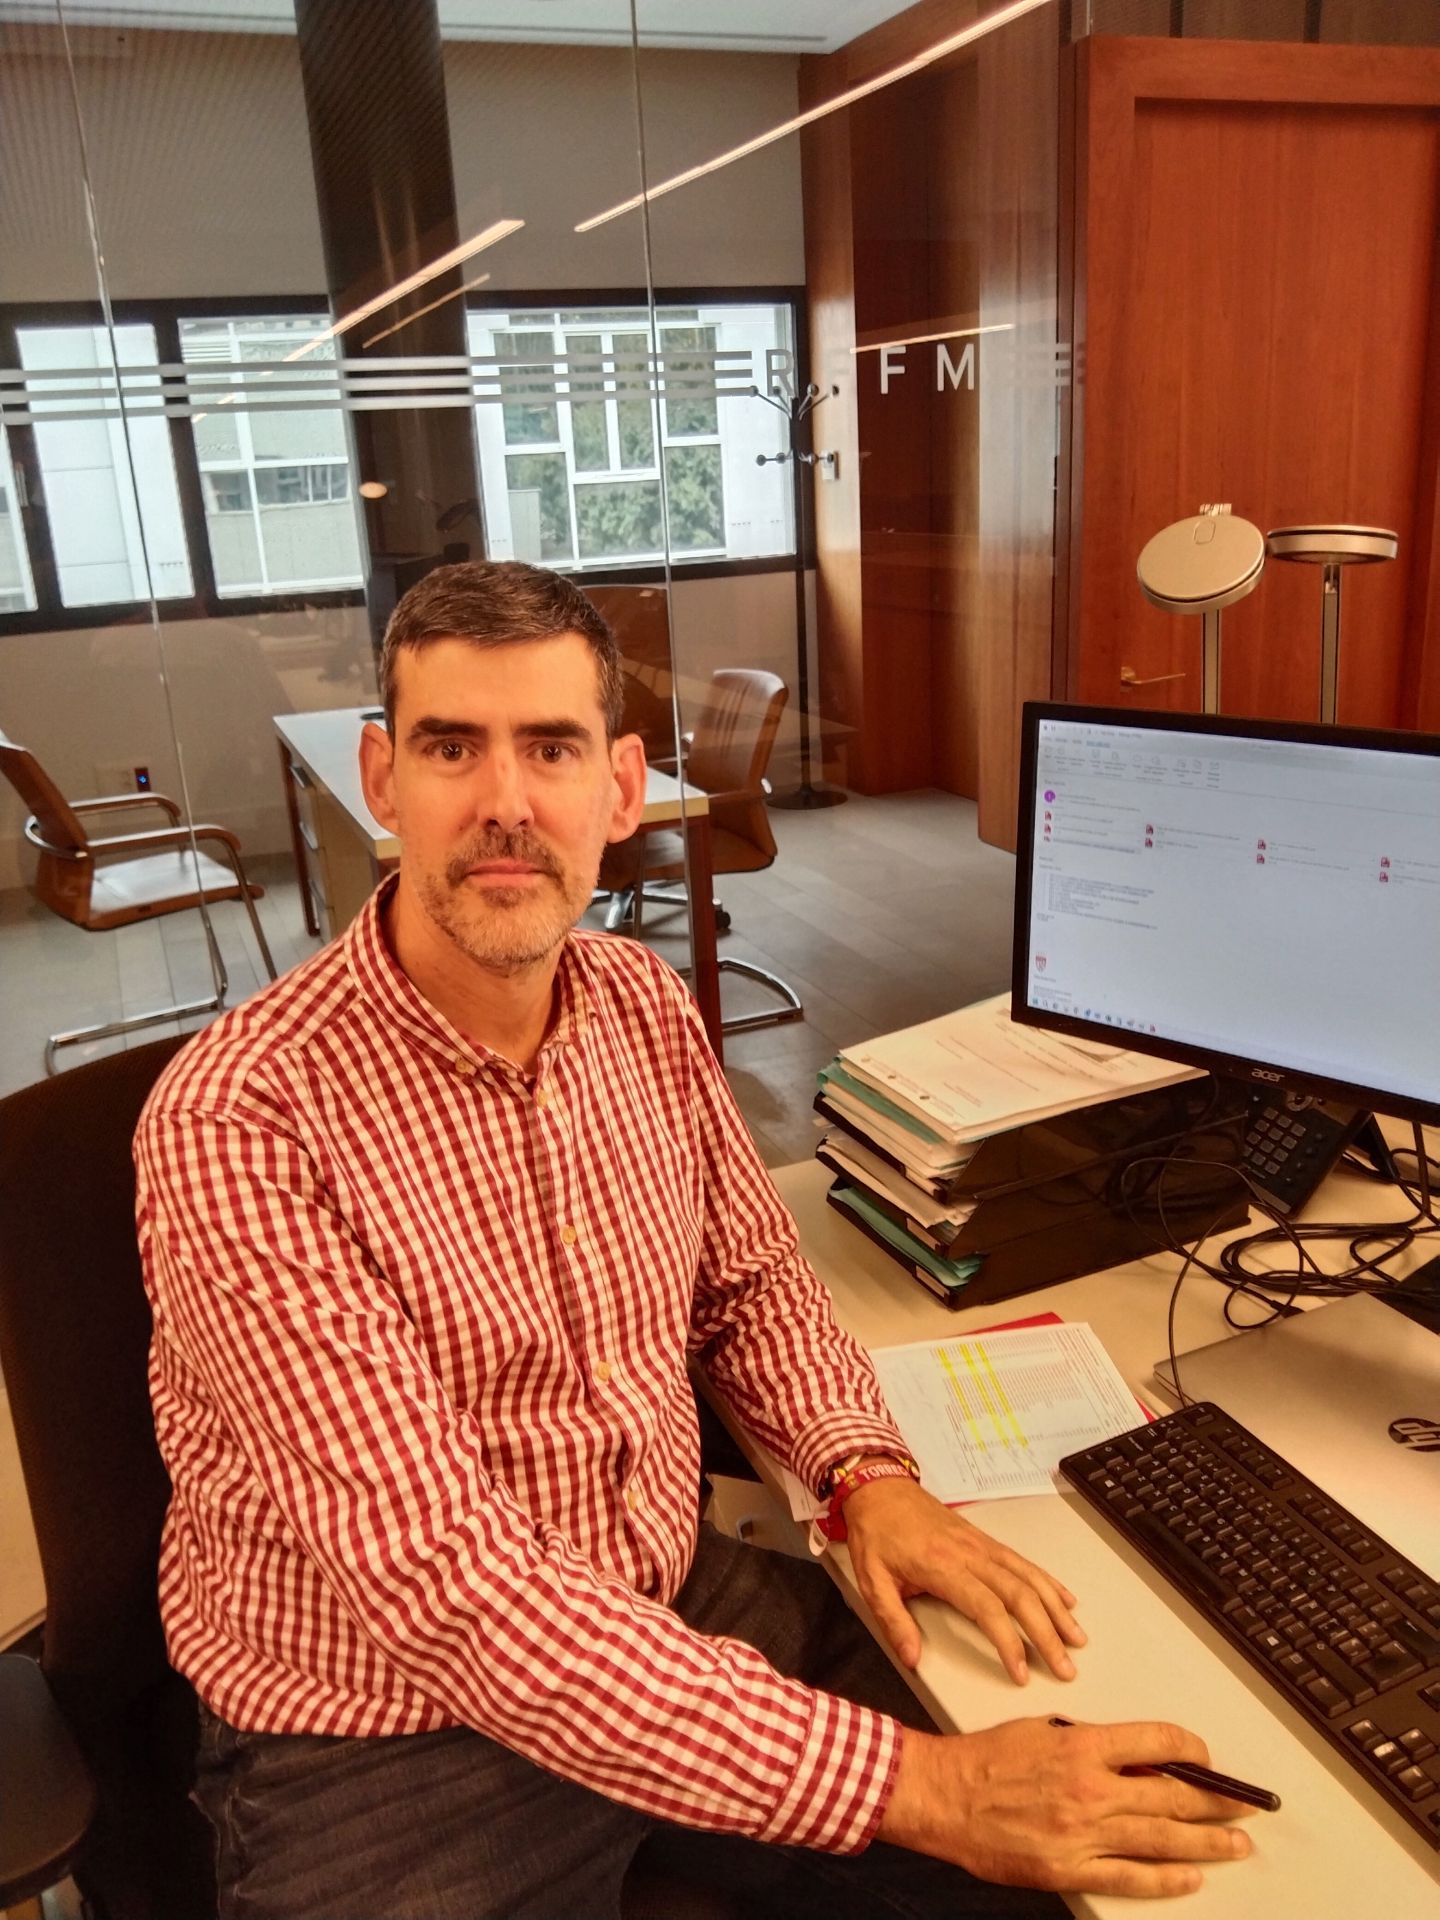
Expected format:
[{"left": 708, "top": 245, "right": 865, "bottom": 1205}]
[{"left": 294, "top": 0, "right": 483, "bottom": 643}]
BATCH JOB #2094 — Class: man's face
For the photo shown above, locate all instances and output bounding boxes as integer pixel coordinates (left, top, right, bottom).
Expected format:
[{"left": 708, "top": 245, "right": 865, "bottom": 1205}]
[{"left": 360, "top": 633, "right": 645, "bottom": 975}]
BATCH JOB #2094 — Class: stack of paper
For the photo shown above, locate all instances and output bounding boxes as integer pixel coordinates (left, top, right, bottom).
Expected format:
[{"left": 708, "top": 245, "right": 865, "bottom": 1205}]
[
  {"left": 771, "top": 1318, "right": 1148, "bottom": 1524},
  {"left": 815, "top": 993, "right": 1201, "bottom": 1303}
]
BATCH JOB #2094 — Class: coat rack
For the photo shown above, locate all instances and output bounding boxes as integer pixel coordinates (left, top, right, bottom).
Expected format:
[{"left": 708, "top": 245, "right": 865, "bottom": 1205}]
[{"left": 754, "top": 379, "right": 846, "bottom": 809}]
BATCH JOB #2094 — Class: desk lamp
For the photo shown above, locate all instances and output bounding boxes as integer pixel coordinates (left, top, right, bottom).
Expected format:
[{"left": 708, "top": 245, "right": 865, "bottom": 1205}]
[
  {"left": 1264, "top": 524, "right": 1398, "bottom": 723},
  {"left": 1135, "top": 505, "right": 1265, "bottom": 714}
]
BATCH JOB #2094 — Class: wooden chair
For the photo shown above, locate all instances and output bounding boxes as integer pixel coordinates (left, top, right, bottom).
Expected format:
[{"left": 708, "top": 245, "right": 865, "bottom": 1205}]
[
  {"left": 600, "top": 669, "right": 804, "bottom": 1036},
  {"left": 0, "top": 729, "right": 277, "bottom": 1074}
]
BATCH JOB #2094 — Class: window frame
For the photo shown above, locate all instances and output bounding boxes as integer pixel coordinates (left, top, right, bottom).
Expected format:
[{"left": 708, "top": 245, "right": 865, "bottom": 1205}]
[
  {"left": 0, "top": 286, "right": 810, "bottom": 638},
  {"left": 469, "top": 285, "right": 809, "bottom": 582}
]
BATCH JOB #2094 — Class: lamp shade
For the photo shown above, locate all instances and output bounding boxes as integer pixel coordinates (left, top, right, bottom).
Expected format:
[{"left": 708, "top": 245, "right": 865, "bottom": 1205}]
[{"left": 1137, "top": 512, "right": 1265, "bottom": 614}]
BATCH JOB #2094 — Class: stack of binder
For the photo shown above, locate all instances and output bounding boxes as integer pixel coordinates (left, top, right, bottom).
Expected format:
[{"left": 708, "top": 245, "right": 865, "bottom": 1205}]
[
  {"left": 815, "top": 1068, "right": 985, "bottom": 1303},
  {"left": 815, "top": 995, "right": 1247, "bottom": 1308}
]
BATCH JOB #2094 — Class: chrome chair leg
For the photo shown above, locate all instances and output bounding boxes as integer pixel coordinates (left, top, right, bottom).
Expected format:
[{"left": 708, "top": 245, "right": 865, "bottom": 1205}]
[
  {"left": 45, "top": 875, "right": 276, "bottom": 1074},
  {"left": 219, "top": 847, "right": 279, "bottom": 980},
  {"left": 603, "top": 889, "right": 636, "bottom": 933},
  {"left": 717, "top": 958, "right": 804, "bottom": 1035},
  {"left": 45, "top": 992, "right": 226, "bottom": 1076}
]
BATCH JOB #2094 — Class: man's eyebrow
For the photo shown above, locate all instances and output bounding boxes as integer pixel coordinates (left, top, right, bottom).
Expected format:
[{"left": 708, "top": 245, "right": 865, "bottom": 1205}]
[
  {"left": 404, "top": 716, "right": 596, "bottom": 746},
  {"left": 518, "top": 719, "right": 595, "bottom": 745},
  {"left": 406, "top": 716, "right": 486, "bottom": 746}
]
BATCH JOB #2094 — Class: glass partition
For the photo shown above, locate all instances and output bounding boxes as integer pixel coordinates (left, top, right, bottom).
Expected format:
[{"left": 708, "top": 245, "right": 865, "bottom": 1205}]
[{"left": 0, "top": 0, "right": 674, "bottom": 1114}]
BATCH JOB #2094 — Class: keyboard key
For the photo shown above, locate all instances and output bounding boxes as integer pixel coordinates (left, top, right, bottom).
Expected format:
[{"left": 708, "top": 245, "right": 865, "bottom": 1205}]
[
  {"left": 1358, "top": 1643, "right": 1423, "bottom": 1690},
  {"left": 1394, "top": 1766, "right": 1432, "bottom": 1801},
  {"left": 1304, "top": 1676, "right": 1350, "bottom": 1718}
]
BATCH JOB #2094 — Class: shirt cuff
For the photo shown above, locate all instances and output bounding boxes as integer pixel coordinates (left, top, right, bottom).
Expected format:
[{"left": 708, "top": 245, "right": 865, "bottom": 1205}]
[
  {"left": 790, "top": 1409, "right": 914, "bottom": 1500},
  {"left": 757, "top": 1692, "right": 902, "bottom": 1853}
]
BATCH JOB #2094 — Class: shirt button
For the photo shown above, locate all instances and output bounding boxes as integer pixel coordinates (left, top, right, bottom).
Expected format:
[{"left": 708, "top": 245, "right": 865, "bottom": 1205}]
[
  {"left": 595, "top": 1360, "right": 612, "bottom": 1384},
  {"left": 624, "top": 1487, "right": 641, "bottom": 1512},
  {"left": 535, "top": 1089, "right": 548, "bottom": 1108},
  {"left": 560, "top": 1224, "right": 578, "bottom": 1247},
  {"left": 453, "top": 1055, "right": 476, "bottom": 1076}
]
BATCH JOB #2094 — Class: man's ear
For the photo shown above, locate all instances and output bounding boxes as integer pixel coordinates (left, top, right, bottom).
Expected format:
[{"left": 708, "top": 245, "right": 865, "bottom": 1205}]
[
  {"left": 359, "top": 721, "right": 400, "bottom": 833},
  {"left": 606, "top": 731, "right": 648, "bottom": 843}
]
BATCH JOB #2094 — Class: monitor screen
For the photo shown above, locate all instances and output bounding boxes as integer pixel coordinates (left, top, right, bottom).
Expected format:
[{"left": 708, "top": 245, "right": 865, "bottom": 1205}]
[{"left": 1011, "top": 705, "right": 1440, "bottom": 1126}]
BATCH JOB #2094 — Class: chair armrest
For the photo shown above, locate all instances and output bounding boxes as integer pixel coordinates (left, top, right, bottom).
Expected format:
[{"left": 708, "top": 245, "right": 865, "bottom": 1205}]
[
  {"left": 86, "top": 822, "right": 244, "bottom": 858},
  {"left": 693, "top": 786, "right": 758, "bottom": 811},
  {"left": 70, "top": 791, "right": 183, "bottom": 824}
]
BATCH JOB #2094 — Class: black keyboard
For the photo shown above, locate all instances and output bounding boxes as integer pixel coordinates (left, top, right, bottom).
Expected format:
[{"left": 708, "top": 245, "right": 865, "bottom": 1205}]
[{"left": 1060, "top": 1403, "right": 1440, "bottom": 1848}]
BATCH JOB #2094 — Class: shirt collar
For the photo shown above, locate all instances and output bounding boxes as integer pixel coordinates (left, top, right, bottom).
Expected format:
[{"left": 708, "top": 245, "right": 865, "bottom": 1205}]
[{"left": 344, "top": 875, "right": 591, "bottom": 1076}]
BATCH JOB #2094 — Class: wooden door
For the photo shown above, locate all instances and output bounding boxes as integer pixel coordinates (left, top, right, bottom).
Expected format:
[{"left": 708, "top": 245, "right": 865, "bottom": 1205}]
[{"left": 1065, "top": 37, "right": 1440, "bottom": 730}]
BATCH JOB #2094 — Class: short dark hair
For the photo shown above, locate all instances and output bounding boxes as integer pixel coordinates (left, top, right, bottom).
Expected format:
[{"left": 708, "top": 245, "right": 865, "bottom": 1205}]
[{"left": 379, "top": 560, "right": 625, "bottom": 739}]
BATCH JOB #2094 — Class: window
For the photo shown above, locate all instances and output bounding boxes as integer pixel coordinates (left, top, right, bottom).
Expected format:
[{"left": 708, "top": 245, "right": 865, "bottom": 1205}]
[
  {"left": 469, "top": 302, "right": 796, "bottom": 572},
  {"left": 179, "top": 315, "right": 364, "bottom": 599},
  {"left": 17, "top": 322, "right": 193, "bottom": 608},
  {"left": 0, "top": 292, "right": 798, "bottom": 632},
  {"left": 0, "top": 429, "right": 37, "bottom": 614},
  {"left": 202, "top": 470, "right": 252, "bottom": 514}
]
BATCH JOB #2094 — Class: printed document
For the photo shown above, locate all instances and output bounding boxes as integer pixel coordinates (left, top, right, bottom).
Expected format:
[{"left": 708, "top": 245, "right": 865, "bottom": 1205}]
[
  {"left": 841, "top": 992, "right": 1200, "bottom": 1144},
  {"left": 869, "top": 1322, "right": 1141, "bottom": 1503}
]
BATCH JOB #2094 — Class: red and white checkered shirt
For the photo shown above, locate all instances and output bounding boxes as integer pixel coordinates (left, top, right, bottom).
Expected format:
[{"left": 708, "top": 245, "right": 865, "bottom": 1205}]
[{"left": 135, "top": 882, "right": 911, "bottom": 1853}]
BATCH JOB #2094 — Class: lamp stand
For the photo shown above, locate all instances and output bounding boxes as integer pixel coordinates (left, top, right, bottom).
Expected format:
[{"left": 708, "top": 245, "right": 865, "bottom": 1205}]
[{"left": 755, "top": 380, "right": 846, "bottom": 810}]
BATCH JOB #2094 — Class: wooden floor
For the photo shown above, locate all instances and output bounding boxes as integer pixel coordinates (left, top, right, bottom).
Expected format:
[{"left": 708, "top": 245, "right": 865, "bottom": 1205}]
[{"left": 0, "top": 789, "right": 1017, "bottom": 1169}]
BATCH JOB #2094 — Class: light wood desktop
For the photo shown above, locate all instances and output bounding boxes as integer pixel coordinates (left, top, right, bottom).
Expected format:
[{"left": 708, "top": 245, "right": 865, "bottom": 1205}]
[
  {"left": 273, "top": 708, "right": 725, "bottom": 1059},
  {"left": 751, "top": 1155, "right": 1440, "bottom": 1920}
]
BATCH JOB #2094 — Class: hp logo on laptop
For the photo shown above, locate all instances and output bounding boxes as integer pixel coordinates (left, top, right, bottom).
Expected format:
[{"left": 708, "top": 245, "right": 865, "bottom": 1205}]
[{"left": 1387, "top": 1416, "right": 1440, "bottom": 1453}]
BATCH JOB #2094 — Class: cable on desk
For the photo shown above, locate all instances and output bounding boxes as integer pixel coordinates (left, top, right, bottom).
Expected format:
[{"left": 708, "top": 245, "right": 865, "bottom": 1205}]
[{"left": 1115, "top": 1120, "right": 1440, "bottom": 1407}]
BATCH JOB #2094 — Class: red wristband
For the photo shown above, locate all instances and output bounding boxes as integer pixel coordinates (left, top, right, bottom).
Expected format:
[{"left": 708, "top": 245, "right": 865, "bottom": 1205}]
[{"left": 815, "top": 1460, "right": 918, "bottom": 1543}]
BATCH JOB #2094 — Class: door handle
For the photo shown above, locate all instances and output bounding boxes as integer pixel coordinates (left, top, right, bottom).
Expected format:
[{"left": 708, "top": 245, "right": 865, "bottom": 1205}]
[{"left": 1120, "top": 664, "right": 1187, "bottom": 687}]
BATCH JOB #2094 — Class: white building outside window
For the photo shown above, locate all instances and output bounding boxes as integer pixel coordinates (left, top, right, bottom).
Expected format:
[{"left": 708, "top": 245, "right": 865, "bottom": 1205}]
[
  {"left": 180, "top": 315, "right": 364, "bottom": 598},
  {"left": 469, "top": 303, "right": 796, "bottom": 571},
  {"left": 0, "top": 426, "right": 37, "bottom": 614},
  {"left": 17, "top": 323, "right": 192, "bottom": 609}
]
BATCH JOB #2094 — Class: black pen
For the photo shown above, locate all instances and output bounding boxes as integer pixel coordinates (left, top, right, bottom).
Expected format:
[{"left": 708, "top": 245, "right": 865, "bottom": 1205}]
[{"left": 1048, "top": 1716, "right": 1281, "bottom": 1812}]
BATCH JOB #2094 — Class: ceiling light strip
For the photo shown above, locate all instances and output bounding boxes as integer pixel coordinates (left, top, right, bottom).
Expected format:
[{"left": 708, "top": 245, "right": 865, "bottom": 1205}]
[
  {"left": 282, "top": 218, "right": 525, "bottom": 362},
  {"left": 574, "top": 0, "right": 1053, "bottom": 233}
]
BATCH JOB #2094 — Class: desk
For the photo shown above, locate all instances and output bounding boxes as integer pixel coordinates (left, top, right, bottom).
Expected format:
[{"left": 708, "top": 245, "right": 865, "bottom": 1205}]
[
  {"left": 273, "top": 708, "right": 725, "bottom": 1059},
  {"left": 756, "top": 1157, "right": 1440, "bottom": 1919}
]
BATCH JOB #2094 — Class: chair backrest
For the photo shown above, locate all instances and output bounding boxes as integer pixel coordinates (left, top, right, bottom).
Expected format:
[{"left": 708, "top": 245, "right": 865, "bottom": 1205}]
[
  {"left": 0, "top": 731, "right": 90, "bottom": 857},
  {"left": 684, "top": 669, "right": 788, "bottom": 798},
  {"left": 0, "top": 1035, "right": 215, "bottom": 1920}
]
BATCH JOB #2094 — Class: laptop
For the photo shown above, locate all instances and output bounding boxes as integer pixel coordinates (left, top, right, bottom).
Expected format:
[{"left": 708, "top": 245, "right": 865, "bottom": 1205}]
[{"left": 1151, "top": 1293, "right": 1440, "bottom": 1578}]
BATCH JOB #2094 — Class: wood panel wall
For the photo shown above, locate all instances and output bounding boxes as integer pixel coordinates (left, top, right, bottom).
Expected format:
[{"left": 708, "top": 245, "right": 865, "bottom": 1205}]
[
  {"left": 800, "top": 0, "right": 1061, "bottom": 821},
  {"left": 975, "top": 5, "right": 1060, "bottom": 847},
  {"left": 1065, "top": 38, "right": 1440, "bottom": 730}
]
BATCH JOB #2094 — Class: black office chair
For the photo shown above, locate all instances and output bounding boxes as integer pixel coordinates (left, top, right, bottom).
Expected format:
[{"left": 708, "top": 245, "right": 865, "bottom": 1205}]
[
  {"left": 0, "top": 1035, "right": 212, "bottom": 1920},
  {"left": 0, "top": 1039, "right": 744, "bottom": 1920}
]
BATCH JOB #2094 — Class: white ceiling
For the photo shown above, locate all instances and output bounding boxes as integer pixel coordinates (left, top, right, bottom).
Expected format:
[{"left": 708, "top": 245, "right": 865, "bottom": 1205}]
[{"left": 0, "top": 0, "right": 919, "bottom": 55}]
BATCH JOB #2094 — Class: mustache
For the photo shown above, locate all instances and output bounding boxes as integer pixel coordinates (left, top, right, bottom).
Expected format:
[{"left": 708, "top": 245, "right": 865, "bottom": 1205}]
[{"left": 445, "top": 830, "right": 563, "bottom": 888}]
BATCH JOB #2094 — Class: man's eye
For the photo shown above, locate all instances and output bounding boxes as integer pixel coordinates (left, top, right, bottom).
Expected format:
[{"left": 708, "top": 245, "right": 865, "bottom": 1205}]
[
  {"left": 537, "top": 742, "right": 573, "bottom": 764},
  {"left": 429, "top": 740, "right": 468, "bottom": 762}
]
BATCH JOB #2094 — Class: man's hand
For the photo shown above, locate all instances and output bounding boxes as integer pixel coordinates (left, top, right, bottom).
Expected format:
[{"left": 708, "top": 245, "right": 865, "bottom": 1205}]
[
  {"left": 841, "top": 1475, "right": 1084, "bottom": 1683},
  {"left": 878, "top": 1717, "right": 1256, "bottom": 1899}
]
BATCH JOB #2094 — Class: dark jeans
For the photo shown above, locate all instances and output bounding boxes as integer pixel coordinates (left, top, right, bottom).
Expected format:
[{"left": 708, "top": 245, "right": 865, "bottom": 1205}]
[{"left": 193, "top": 1526, "right": 1065, "bottom": 1920}]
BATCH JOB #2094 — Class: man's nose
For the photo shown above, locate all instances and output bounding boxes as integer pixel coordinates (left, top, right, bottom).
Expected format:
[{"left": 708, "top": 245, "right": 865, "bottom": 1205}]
[{"left": 475, "top": 752, "right": 534, "bottom": 832}]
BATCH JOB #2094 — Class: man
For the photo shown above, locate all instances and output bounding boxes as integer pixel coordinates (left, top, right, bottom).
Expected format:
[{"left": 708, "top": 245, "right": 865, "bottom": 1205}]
[{"left": 136, "top": 562, "right": 1253, "bottom": 1918}]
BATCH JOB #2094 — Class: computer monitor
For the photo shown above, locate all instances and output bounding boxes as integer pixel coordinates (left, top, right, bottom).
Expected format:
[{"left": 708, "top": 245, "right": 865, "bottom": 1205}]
[{"left": 1011, "top": 704, "right": 1440, "bottom": 1130}]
